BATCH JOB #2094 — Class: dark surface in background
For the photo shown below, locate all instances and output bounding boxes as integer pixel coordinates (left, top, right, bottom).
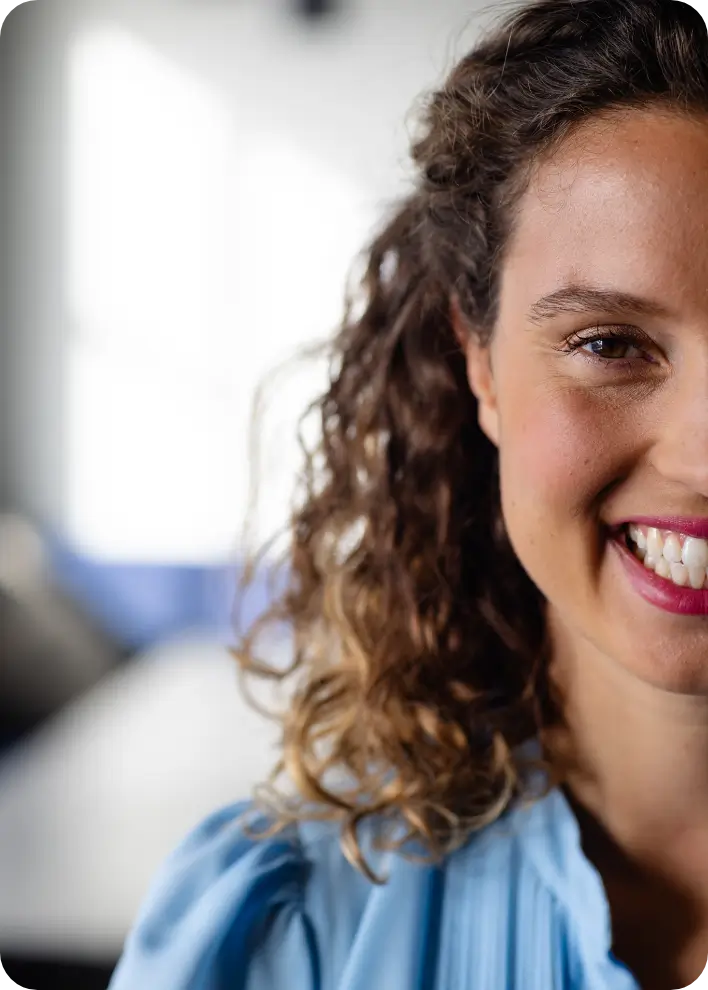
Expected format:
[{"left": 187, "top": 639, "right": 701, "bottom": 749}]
[
  {"left": 0, "top": 586, "right": 134, "bottom": 987},
  {"left": 297, "top": 0, "right": 338, "bottom": 19},
  {"left": 0, "top": 583, "right": 135, "bottom": 761},
  {"left": 2, "top": 956, "right": 118, "bottom": 990}
]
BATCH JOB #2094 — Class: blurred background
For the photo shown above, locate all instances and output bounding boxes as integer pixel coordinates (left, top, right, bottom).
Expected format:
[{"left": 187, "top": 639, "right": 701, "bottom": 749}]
[{"left": 0, "top": 0, "right": 491, "bottom": 986}]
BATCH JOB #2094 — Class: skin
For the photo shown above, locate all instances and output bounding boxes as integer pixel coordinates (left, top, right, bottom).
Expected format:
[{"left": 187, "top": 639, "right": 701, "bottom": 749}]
[{"left": 460, "top": 106, "right": 708, "bottom": 990}]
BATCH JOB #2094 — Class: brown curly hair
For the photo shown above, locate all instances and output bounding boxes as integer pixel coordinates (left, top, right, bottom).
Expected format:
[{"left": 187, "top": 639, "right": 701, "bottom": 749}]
[{"left": 231, "top": 0, "right": 708, "bottom": 881}]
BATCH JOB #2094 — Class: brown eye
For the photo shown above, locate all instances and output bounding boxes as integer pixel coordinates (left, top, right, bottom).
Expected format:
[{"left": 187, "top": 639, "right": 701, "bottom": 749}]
[{"left": 579, "top": 336, "right": 644, "bottom": 361}]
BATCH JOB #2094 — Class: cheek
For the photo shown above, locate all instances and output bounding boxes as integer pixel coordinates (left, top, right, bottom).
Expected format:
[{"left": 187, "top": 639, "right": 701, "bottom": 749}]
[{"left": 499, "top": 386, "right": 621, "bottom": 538}]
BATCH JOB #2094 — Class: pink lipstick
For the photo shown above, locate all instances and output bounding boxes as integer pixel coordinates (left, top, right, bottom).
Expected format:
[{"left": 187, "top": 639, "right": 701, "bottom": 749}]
[{"left": 610, "top": 527, "right": 708, "bottom": 616}]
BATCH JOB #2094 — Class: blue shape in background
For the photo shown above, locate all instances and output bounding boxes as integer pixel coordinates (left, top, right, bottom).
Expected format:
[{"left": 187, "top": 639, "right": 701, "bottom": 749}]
[{"left": 43, "top": 529, "right": 284, "bottom": 653}]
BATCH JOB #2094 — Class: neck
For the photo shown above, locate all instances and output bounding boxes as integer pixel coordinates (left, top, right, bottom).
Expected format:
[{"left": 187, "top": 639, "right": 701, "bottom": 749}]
[{"left": 544, "top": 611, "right": 708, "bottom": 871}]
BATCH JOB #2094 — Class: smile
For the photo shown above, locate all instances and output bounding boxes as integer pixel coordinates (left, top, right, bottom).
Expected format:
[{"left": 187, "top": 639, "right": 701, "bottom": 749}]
[
  {"left": 611, "top": 524, "right": 708, "bottom": 616},
  {"left": 625, "top": 525, "right": 708, "bottom": 590}
]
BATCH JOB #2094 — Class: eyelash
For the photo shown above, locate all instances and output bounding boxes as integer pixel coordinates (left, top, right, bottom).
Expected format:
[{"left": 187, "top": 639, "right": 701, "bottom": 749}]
[{"left": 563, "top": 326, "right": 654, "bottom": 370}]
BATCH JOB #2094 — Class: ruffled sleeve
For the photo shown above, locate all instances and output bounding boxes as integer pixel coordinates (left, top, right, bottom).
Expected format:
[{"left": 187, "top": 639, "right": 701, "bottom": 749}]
[{"left": 108, "top": 802, "right": 320, "bottom": 990}]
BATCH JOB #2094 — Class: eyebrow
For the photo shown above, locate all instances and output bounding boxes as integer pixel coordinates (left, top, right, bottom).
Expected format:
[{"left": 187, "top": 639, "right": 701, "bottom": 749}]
[{"left": 526, "top": 285, "right": 674, "bottom": 327}]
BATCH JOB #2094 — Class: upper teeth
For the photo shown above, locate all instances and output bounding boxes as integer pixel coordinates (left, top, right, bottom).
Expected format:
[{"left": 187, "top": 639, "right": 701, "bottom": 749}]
[
  {"left": 627, "top": 525, "right": 708, "bottom": 589},
  {"left": 629, "top": 525, "right": 708, "bottom": 568}
]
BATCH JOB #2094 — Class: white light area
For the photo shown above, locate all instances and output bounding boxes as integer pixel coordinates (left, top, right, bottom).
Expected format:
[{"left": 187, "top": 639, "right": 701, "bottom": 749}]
[
  {"left": 64, "top": 26, "right": 377, "bottom": 563},
  {"left": 65, "top": 343, "right": 244, "bottom": 563},
  {"left": 67, "top": 25, "right": 236, "bottom": 378},
  {"left": 226, "top": 135, "right": 379, "bottom": 559}
]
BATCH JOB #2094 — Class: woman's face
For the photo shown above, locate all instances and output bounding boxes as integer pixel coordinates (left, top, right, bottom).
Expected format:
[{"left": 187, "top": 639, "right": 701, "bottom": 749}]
[{"left": 467, "top": 107, "right": 708, "bottom": 694}]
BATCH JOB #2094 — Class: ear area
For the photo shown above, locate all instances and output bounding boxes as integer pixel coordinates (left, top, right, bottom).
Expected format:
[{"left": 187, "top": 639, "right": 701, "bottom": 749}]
[{"left": 449, "top": 294, "right": 499, "bottom": 448}]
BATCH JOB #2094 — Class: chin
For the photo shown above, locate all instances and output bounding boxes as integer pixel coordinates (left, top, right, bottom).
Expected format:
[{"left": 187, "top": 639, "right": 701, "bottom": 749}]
[{"left": 598, "top": 534, "right": 708, "bottom": 696}]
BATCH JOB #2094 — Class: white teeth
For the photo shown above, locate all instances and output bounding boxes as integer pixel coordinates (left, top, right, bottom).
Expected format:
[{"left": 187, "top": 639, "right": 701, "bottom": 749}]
[
  {"left": 670, "top": 562, "right": 689, "bottom": 587},
  {"left": 689, "top": 566, "right": 707, "bottom": 589},
  {"left": 647, "top": 528, "right": 664, "bottom": 558},
  {"left": 626, "top": 525, "right": 708, "bottom": 590},
  {"left": 682, "top": 537, "right": 708, "bottom": 570},
  {"left": 662, "top": 533, "right": 682, "bottom": 564}
]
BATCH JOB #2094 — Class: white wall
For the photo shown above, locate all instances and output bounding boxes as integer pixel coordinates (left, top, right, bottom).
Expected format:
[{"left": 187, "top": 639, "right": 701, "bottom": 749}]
[{"left": 3, "top": 0, "right": 490, "bottom": 564}]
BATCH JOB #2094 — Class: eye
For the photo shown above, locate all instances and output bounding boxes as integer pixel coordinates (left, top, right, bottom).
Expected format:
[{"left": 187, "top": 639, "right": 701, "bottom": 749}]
[
  {"left": 563, "top": 326, "right": 656, "bottom": 368},
  {"left": 580, "top": 336, "right": 644, "bottom": 360}
]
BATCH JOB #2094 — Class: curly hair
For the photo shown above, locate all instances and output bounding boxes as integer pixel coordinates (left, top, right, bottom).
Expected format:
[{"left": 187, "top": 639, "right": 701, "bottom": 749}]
[{"left": 231, "top": 0, "right": 708, "bottom": 881}]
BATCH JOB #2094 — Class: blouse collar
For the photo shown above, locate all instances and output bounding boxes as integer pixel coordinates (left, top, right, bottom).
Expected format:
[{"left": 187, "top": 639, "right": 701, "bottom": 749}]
[{"left": 511, "top": 760, "right": 640, "bottom": 988}]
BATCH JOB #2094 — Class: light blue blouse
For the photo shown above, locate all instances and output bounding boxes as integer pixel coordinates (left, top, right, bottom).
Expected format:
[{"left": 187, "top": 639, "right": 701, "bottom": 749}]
[{"left": 108, "top": 780, "right": 643, "bottom": 989}]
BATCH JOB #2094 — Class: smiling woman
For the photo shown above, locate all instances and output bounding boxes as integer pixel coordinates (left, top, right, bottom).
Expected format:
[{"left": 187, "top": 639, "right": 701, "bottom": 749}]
[{"left": 108, "top": 2, "right": 708, "bottom": 989}]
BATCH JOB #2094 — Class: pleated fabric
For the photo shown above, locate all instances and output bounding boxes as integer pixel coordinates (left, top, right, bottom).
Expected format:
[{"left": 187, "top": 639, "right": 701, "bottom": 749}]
[{"left": 109, "top": 788, "right": 641, "bottom": 990}]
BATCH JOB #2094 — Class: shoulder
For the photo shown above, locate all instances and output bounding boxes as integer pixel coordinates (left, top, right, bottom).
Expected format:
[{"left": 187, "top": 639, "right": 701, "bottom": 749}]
[
  {"left": 108, "top": 793, "right": 571, "bottom": 990},
  {"left": 107, "top": 801, "right": 390, "bottom": 990}
]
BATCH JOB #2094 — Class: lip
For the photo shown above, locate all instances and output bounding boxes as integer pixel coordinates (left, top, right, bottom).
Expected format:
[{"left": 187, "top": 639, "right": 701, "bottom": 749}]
[
  {"left": 612, "top": 516, "right": 708, "bottom": 539},
  {"left": 609, "top": 530, "right": 708, "bottom": 616}
]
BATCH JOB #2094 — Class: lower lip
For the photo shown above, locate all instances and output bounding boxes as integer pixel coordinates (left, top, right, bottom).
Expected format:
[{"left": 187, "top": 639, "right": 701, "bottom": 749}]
[{"left": 610, "top": 531, "right": 708, "bottom": 616}]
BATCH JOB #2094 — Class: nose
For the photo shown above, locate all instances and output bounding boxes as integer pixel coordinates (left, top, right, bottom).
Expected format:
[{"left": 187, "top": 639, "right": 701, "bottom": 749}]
[{"left": 651, "top": 360, "right": 708, "bottom": 500}]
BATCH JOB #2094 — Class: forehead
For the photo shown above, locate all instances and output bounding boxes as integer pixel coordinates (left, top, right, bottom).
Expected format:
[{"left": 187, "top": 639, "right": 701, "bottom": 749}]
[{"left": 499, "top": 109, "right": 708, "bottom": 321}]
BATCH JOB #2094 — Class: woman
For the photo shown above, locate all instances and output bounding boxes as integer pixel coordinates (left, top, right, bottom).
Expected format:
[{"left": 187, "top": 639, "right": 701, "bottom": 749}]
[{"left": 109, "top": 1, "right": 708, "bottom": 987}]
